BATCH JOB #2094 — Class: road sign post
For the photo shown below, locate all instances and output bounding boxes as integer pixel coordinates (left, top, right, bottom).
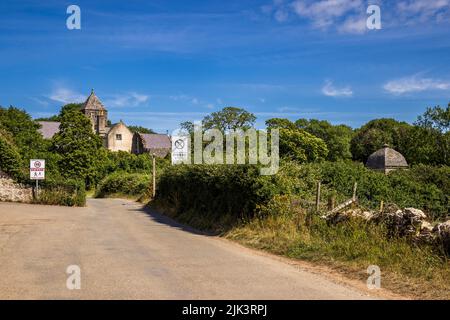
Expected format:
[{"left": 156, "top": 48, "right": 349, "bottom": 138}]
[{"left": 30, "top": 159, "right": 45, "bottom": 197}]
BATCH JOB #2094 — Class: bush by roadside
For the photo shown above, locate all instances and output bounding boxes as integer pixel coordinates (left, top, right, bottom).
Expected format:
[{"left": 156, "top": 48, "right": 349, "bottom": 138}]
[
  {"left": 154, "top": 164, "right": 284, "bottom": 232},
  {"left": 32, "top": 178, "right": 86, "bottom": 207},
  {"left": 95, "top": 172, "right": 151, "bottom": 201}
]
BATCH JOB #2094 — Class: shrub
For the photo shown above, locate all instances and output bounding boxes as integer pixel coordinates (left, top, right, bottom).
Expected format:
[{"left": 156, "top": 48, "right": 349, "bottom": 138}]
[
  {"left": 155, "top": 164, "right": 283, "bottom": 231},
  {"left": 95, "top": 172, "right": 151, "bottom": 199},
  {"left": 34, "top": 178, "right": 86, "bottom": 206},
  {"left": 0, "top": 130, "right": 23, "bottom": 178}
]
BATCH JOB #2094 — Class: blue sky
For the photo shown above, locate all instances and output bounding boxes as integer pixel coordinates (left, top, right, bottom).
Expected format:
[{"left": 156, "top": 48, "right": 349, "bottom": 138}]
[{"left": 0, "top": 0, "right": 449, "bottom": 132}]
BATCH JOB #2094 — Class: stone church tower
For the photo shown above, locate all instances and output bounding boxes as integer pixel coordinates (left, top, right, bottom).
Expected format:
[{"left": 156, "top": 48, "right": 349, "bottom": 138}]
[{"left": 80, "top": 89, "right": 108, "bottom": 137}]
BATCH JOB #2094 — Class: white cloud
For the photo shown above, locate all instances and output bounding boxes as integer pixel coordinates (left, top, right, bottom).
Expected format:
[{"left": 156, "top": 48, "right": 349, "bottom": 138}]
[
  {"left": 338, "top": 15, "right": 367, "bottom": 34},
  {"left": 48, "top": 87, "right": 85, "bottom": 104},
  {"left": 105, "top": 92, "right": 149, "bottom": 107},
  {"left": 274, "top": 8, "right": 289, "bottom": 22},
  {"left": 292, "top": 0, "right": 363, "bottom": 29},
  {"left": 322, "top": 80, "right": 353, "bottom": 97},
  {"left": 397, "top": 0, "right": 450, "bottom": 23},
  {"left": 384, "top": 75, "right": 450, "bottom": 94},
  {"left": 169, "top": 94, "right": 201, "bottom": 105}
]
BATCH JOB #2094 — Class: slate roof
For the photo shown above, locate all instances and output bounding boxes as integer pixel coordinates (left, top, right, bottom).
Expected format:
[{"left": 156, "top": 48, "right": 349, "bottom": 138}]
[
  {"left": 37, "top": 121, "right": 60, "bottom": 139},
  {"left": 139, "top": 133, "right": 171, "bottom": 150},
  {"left": 80, "top": 89, "right": 106, "bottom": 111},
  {"left": 366, "top": 144, "right": 408, "bottom": 170}
]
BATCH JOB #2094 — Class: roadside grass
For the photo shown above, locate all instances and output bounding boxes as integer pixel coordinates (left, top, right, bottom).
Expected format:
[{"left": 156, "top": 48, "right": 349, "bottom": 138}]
[
  {"left": 33, "top": 179, "right": 86, "bottom": 207},
  {"left": 225, "top": 196, "right": 450, "bottom": 299}
]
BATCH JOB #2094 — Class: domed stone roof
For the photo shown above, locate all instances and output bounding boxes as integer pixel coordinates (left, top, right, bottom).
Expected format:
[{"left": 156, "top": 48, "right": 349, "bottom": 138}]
[{"left": 366, "top": 144, "right": 408, "bottom": 174}]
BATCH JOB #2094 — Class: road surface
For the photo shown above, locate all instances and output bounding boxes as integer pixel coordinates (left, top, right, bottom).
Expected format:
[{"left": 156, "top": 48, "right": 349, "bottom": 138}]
[{"left": 0, "top": 199, "right": 377, "bottom": 299}]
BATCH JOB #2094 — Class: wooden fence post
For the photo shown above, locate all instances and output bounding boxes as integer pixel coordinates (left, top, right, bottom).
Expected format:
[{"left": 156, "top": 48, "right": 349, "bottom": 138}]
[
  {"left": 315, "top": 181, "right": 321, "bottom": 212},
  {"left": 352, "top": 182, "right": 358, "bottom": 202},
  {"left": 152, "top": 154, "right": 156, "bottom": 198},
  {"left": 379, "top": 200, "right": 384, "bottom": 213},
  {"left": 328, "top": 194, "right": 336, "bottom": 211}
]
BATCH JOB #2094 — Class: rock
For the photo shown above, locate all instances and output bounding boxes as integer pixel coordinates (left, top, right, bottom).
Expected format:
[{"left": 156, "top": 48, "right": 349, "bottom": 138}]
[
  {"left": 0, "top": 177, "right": 33, "bottom": 203},
  {"left": 432, "top": 220, "right": 450, "bottom": 254},
  {"left": 421, "top": 221, "right": 433, "bottom": 232},
  {"left": 376, "top": 207, "right": 428, "bottom": 237},
  {"left": 404, "top": 208, "right": 427, "bottom": 220}
]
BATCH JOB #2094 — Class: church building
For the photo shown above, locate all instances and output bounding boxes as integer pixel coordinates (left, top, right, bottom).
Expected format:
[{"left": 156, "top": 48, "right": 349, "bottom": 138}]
[{"left": 38, "top": 90, "right": 171, "bottom": 157}]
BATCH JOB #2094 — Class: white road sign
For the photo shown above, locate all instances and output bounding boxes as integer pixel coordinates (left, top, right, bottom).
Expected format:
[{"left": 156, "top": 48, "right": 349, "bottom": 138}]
[
  {"left": 30, "top": 159, "right": 45, "bottom": 180},
  {"left": 171, "top": 136, "right": 189, "bottom": 165}
]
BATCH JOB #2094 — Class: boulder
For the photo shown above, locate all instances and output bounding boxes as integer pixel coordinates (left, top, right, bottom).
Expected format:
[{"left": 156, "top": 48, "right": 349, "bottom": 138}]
[
  {"left": 376, "top": 208, "right": 427, "bottom": 237},
  {"left": 404, "top": 208, "right": 427, "bottom": 220},
  {"left": 432, "top": 221, "right": 450, "bottom": 254}
]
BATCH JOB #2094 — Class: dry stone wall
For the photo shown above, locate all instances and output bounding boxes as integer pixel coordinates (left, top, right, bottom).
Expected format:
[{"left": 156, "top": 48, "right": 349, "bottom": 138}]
[{"left": 0, "top": 171, "right": 33, "bottom": 203}]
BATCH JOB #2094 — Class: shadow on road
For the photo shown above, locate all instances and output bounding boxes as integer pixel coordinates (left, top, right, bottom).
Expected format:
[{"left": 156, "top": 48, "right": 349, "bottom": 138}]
[{"left": 128, "top": 204, "right": 217, "bottom": 237}]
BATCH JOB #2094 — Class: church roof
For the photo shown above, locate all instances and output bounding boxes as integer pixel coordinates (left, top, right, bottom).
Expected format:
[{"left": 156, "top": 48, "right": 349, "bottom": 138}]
[
  {"left": 38, "top": 121, "right": 60, "bottom": 139},
  {"left": 81, "top": 90, "right": 106, "bottom": 111},
  {"left": 366, "top": 144, "right": 408, "bottom": 170},
  {"left": 138, "top": 133, "right": 171, "bottom": 150}
]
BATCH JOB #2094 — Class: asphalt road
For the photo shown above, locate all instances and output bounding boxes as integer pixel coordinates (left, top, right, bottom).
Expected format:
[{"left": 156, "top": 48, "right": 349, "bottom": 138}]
[{"left": 0, "top": 199, "right": 377, "bottom": 299}]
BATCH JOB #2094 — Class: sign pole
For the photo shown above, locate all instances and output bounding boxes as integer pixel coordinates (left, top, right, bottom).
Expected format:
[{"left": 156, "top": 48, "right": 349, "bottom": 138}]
[{"left": 152, "top": 154, "right": 156, "bottom": 198}]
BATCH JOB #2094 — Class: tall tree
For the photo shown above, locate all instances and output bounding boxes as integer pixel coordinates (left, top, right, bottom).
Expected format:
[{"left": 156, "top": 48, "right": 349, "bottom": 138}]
[
  {"left": 413, "top": 104, "right": 450, "bottom": 165},
  {"left": 35, "top": 103, "right": 84, "bottom": 122},
  {"left": 202, "top": 107, "right": 256, "bottom": 132},
  {"left": 265, "top": 118, "right": 297, "bottom": 130},
  {"left": 296, "top": 119, "right": 353, "bottom": 161},
  {"left": 127, "top": 125, "right": 155, "bottom": 134},
  {"left": 51, "top": 109, "right": 105, "bottom": 187},
  {"left": 350, "top": 118, "right": 413, "bottom": 163},
  {"left": 0, "top": 106, "right": 46, "bottom": 160},
  {"left": 279, "top": 128, "right": 328, "bottom": 163}
]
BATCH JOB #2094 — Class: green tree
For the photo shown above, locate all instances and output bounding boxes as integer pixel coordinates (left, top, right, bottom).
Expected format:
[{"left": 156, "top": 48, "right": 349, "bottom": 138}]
[
  {"left": 0, "top": 128, "right": 22, "bottom": 177},
  {"left": 265, "top": 118, "right": 297, "bottom": 130},
  {"left": 127, "top": 125, "right": 155, "bottom": 134},
  {"left": 0, "top": 106, "right": 47, "bottom": 160},
  {"left": 413, "top": 104, "right": 450, "bottom": 165},
  {"left": 296, "top": 119, "right": 353, "bottom": 161},
  {"left": 350, "top": 118, "right": 413, "bottom": 163},
  {"left": 51, "top": 110, "right": 105, "bottom": 187},
  {"left": 35, "top": 103, "right": 83, "bottom": 122},
  {"left": 202, "top": 107, "right": 256, "bottom": 131},
  {"left": 279, "top": 128, "right": 328, "bottom": 163}
]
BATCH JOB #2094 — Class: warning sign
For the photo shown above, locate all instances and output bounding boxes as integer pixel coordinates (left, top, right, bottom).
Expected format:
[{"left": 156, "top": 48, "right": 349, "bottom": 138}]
[
  {"left": 30, "top": 159, "right": 45, "bottom": 180},
  {"left": 171, "top": 136, "right": 189, "bottom": 165}
]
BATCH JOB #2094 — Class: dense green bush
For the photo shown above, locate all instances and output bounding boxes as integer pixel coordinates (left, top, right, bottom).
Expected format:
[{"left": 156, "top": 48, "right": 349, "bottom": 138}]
[
  {"left": 0, "top": 130, "right": 23, "bottom": 178},
  {"left": 95, "top": 172, "right": 151, "bottom": 199},
  {"left": 315, "top": 161, "right": 449, "bottom": 219},
  {"left": 155, "top": 165, "right": 284, "bottom": 231},
  {"left": 156, "top": 161, "right": 449, "bottom": 228},
  {"left": 34, "top": 178, "right": 86, "bottom": 206}
]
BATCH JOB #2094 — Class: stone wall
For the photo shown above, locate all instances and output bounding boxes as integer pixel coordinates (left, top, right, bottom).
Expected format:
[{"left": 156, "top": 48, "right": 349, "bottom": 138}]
[{"left": 0, "top": 174, "right": 33, "bottom": 203}]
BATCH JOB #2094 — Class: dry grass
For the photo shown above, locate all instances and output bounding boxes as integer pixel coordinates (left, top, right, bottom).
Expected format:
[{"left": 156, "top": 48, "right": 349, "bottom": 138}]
[{"left": 226, "top": 198, "right": 450, "bottom": 299}]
